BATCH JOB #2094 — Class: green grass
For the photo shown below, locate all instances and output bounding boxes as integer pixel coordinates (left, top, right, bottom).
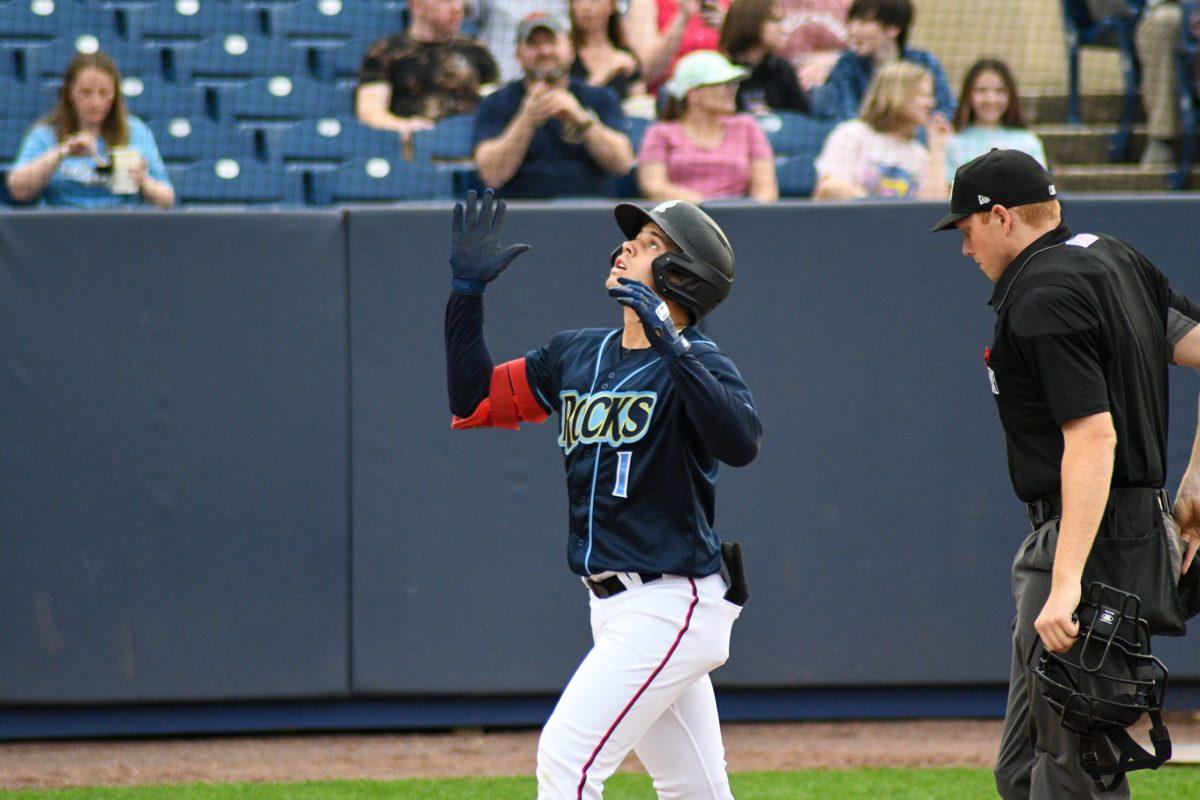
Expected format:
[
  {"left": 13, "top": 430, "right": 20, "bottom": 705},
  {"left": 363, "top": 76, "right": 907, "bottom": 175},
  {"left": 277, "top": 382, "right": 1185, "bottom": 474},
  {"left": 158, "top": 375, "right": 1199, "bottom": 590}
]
[{"left": 2, "top": 768, "right": 1198, "bottom": 799}]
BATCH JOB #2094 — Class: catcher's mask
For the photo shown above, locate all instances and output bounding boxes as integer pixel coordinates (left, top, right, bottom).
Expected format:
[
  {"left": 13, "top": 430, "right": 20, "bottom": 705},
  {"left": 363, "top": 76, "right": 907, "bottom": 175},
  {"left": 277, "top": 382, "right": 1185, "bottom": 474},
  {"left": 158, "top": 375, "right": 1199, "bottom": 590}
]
[{"left": 1027, "top": 583, "right": 1172, "bottom": 791}]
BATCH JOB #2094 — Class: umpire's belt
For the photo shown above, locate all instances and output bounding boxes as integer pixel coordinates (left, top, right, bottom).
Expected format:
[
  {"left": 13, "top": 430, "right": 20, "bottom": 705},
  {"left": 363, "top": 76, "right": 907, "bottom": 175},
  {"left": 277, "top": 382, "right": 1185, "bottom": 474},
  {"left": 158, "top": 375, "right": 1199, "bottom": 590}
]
[
  {"left": 1027, "top": 487, "right": 1171, "bottom": 530},
  {"left": 583, "top": 571, "right": 662, "bottom": 599}
]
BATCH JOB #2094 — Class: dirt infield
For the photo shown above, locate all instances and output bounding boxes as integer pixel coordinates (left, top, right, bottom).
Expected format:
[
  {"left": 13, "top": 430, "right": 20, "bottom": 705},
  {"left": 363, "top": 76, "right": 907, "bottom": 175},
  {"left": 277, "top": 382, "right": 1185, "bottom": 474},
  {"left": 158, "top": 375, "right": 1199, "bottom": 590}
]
[{"left": 3, "top": 715, "right": 1197, "bottom": 790}]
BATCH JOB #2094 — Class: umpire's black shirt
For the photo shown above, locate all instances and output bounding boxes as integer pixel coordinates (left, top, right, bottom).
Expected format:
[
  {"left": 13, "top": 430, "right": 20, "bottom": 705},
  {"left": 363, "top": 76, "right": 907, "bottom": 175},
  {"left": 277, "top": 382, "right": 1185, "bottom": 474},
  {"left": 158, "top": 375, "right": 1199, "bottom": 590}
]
[{"left": 986, "top": 223, "right": 1200, "bottom": 502}]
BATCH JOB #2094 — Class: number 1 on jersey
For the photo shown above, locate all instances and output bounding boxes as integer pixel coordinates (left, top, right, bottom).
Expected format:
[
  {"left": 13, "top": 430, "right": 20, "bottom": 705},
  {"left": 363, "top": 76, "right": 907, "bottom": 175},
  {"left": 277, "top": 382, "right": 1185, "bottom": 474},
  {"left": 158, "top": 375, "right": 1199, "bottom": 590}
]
[{"left": 613, "top": 451, "right": 632, "bottom": 498}]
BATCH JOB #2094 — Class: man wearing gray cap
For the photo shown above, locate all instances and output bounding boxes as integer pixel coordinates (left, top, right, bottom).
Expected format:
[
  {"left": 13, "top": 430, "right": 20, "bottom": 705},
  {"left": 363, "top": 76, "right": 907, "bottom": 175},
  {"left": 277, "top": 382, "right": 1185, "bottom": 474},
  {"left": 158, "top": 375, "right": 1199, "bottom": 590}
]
[
  {"left": 934, "top": 149, "right": 1200, "bottom": 798},
  {"left": 472, "top": 12, "right": 634, "bottom": 199}
]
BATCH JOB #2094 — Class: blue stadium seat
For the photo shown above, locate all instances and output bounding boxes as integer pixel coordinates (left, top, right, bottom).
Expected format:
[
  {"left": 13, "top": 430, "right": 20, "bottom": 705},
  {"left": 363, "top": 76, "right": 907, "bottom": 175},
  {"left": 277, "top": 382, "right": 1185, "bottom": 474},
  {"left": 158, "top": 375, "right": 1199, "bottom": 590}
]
[
  {"left": 167, "top": 35, "right": 301, "bottom": 82},
  {"left": 269, "top": 1, "right": 403, "bottom": 41},
  {"left": 625, "top": 115, "right": 652, "bottom": 152},
  {"left": 122, "top": 0, "right": 266, "bottom": 42},
  {"left": 756, "top": 112, "right": 836, "bottom": 159},
  {"left": 218, "top": 75, "right": 349, "bottom": 122},
  {"left": 277, "top": 116, "right": 401, "bottom": 163},
  {"left": 0, "top": 76, "right": 47, "bottom": 119},
  {"left": 147, "top": 117, "right": 259, "bottom": 163},
  {"left": 775, "top": 155, "right": 820, "bottom": 198},
  {"left": 0, "top": 1, "right": 116, "bottom": 42},
  {"left": 0, "top": 118, "right": 32, "bottom": 162},
  {"left": 310, "top": 156, "right": 454, "bottom": 203},
  {"left": 297, "top": 37, "right": 368, "bottom": 81},
  {"left": 123, "top": 75, "right": 208, "bottom": 121},
  {"left": 20, "top": 37, "right": 164, "bottom": 83},
  {"left": 410, "top": 114, "right": 474, "bottom": 162},
  {"left": 1171, "top": 0, "right": 1198, "bottom": 189},
  {"left": 167, "top": 157, "right": 303, "bottom": 204},
  {"left": 1060, "top": 0, "right": 1145, "bottom": 159}
]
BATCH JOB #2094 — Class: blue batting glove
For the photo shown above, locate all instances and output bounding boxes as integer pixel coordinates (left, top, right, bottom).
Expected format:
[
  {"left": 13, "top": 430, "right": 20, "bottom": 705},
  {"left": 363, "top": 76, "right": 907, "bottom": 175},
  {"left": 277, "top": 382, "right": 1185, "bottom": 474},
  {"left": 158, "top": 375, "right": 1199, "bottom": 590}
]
[
  {"left": 608, "top": 277, "right": 691, "bottom": 361},
  {"left": 449, "top": 188, "right": 531, "bottom": 294}
]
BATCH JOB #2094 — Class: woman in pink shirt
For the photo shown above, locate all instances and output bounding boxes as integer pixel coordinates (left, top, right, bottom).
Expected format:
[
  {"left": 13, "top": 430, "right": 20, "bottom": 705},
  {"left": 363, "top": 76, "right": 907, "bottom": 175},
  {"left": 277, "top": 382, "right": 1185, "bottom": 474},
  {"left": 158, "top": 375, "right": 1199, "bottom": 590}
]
[{"left": 638, "top": 50, "right": 778, "bottom": 202}]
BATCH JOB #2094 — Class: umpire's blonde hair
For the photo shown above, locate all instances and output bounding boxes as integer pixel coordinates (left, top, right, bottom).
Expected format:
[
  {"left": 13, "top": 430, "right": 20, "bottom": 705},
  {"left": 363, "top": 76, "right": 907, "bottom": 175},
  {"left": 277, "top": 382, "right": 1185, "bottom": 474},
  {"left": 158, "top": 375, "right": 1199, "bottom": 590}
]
[{"left": 859, "top": 61, "right": 933, "bottom": 135}]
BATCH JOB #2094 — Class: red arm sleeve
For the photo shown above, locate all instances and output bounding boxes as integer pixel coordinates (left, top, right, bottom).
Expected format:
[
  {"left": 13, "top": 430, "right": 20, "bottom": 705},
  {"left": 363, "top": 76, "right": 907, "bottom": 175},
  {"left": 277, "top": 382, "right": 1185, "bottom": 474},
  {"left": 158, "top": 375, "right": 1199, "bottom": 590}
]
[{"left": 451, "top": 358, "right": 549, "bottom": 429}]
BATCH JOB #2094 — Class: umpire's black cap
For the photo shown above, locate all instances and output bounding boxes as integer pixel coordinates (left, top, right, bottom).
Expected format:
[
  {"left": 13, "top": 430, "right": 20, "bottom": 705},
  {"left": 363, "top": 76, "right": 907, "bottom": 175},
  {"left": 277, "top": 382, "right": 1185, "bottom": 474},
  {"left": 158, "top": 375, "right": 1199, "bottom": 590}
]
[{"left": 931, "top": 149, "right": 1057, "bottom": 232}]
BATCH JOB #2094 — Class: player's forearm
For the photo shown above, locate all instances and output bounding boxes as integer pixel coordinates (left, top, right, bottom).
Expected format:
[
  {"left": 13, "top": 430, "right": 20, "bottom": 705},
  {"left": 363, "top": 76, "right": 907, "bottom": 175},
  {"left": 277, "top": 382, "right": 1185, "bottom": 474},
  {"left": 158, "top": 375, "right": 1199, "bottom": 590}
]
[
  {"left": 670, "top": 355, "right": 761, "bottom": 466},
  {"left": 445, "top": 291, "right": 495, "bottom": 417},
  {"left": 1053, "top": 413, "right": 1117, "bottom": 588}
]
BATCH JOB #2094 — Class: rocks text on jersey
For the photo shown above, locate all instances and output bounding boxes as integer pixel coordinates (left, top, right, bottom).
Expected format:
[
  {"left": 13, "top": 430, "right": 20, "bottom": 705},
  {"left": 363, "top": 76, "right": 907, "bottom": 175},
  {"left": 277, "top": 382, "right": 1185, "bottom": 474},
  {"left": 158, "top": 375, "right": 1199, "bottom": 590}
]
[{"left": 558, "top": 391, "right": 658, "bottom": 454}]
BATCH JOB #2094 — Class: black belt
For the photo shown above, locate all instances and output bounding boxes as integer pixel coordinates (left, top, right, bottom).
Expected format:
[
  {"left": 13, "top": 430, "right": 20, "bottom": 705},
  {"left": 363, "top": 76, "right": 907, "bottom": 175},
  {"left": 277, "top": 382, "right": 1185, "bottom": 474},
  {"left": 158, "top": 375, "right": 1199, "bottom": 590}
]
[
  {"left": 584, "top": 572, "right": 662, "bottom": 599},
  {"left": 1027, "top": 488, "right": 1171, "bottom": 530}
]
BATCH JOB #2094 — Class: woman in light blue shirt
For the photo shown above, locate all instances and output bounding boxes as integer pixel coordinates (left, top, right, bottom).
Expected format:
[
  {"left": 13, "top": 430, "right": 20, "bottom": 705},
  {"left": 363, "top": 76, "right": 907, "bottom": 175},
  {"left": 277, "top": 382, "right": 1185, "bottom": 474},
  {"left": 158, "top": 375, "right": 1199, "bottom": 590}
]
[
  {"left": 8, "top": 52, "right": 174, "bottom": 208},
  {"left": 945, "top": 58, "right": 1046, "bottom": 176}
]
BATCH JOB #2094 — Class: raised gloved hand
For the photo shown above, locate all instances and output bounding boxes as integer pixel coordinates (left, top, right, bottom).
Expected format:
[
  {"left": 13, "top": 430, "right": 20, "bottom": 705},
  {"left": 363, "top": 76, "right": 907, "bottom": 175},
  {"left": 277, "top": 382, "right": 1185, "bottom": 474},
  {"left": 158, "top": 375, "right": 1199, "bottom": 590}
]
[
  {"left": 608, "top": 277, "right": 691, "bottom": 361},
  {"left": 450, "top": 188, "right": 531, "bottom": 294}
]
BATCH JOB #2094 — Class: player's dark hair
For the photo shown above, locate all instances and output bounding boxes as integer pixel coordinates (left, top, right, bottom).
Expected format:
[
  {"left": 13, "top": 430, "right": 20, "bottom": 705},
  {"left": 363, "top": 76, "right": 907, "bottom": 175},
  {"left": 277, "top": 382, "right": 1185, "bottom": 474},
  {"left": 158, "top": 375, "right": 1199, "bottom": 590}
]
[
  {"left": 847, "top": 0, "right": 913, "bottom": 52},
  {"left": 719, "top": 0, "right": 775, "bottom": 61},
  {"left": 953, "top": 58, "right": 1028, "bottom": 131}
]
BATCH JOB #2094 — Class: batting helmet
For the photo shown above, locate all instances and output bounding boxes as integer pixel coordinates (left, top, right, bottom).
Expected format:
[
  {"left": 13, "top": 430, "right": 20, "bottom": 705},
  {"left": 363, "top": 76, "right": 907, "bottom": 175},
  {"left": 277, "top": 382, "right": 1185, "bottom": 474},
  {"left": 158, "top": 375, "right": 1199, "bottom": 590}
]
[
  {"left": 612, "top": 200, "right": 734, "bottom": 321},
  {"left": 1027, "top": 583, "right": 1172, "bottom": 791}
]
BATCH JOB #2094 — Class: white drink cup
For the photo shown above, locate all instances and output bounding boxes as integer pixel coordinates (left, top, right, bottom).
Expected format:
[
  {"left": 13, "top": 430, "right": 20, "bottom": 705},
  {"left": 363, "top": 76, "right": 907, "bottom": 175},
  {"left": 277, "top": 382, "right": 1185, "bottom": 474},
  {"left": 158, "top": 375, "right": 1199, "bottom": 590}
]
[{"left": 109, "top": 147, "right": 139, "bottom": 195}]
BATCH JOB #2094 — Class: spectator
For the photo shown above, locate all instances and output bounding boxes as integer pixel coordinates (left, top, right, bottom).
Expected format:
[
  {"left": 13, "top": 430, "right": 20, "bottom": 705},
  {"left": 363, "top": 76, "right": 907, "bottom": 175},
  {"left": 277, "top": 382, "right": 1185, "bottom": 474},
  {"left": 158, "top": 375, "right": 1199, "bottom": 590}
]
[
  {"left": 470, "top": 0, "right": 570, "bottom": 83},
  {"left": 808, "top": 0, "right": 953, "bottom": 122},
  {"left": 356, "top": 0, "right": 498, "bottom": 140},
  {"left": 946, "top": 59, "right": 1047, "bottom": 175},
  {"left": 473, "top": 13, "right": 633, "bottom": 198},
  {"left": 1134, "top": 0, "right": 1182, "bottom": 165},
  {"left": 776, "top": 0, "right": 852, "bottom": 87},
  {"left": 8, "top": 52, "right": 173, "bottom": 208},
  {"left": 813, "top": 60, "right": 949, "bottom": 200},
  {"left": 638, "top": 50, "right": 778, "bottom": 202},
  {"left": 569, "top": 0, "right": 647, "bottom": 101},
  {"left": 720, "top": 0, "right": 809, "bottom": 114},
  {"left": 625, "top": 0, "right": 731, "bottom": 90}
]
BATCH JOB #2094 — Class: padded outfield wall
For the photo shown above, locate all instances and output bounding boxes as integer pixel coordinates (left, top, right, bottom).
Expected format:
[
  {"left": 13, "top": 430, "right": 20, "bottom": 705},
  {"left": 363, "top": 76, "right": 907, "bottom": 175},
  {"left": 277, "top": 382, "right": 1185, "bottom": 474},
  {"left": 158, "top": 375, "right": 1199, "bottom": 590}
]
[{"left": 2, "top": 199, "right": 1199, "bottom": 734}]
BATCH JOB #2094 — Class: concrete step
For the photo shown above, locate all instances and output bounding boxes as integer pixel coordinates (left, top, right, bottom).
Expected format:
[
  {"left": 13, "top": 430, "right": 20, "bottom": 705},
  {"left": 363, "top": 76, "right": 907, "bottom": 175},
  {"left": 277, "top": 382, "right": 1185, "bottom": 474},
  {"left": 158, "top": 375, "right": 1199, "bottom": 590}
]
[
  {"left": 1024, "top": 92, "right": 1144, "bottom": 126},
  {"left": 1053, "top": 163, "right": 1197, "bottom": 192},
  {"left": 1035, "top": 123, "right": 1147, "bottom": 165}
]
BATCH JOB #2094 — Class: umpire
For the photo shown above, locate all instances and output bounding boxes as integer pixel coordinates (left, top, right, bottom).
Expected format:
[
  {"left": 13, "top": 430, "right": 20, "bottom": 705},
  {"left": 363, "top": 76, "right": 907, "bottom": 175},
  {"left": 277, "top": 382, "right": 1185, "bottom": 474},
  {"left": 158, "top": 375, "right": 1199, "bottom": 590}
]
[{"left": 933, "top": 149, "right": 1200, "bottom": 798}]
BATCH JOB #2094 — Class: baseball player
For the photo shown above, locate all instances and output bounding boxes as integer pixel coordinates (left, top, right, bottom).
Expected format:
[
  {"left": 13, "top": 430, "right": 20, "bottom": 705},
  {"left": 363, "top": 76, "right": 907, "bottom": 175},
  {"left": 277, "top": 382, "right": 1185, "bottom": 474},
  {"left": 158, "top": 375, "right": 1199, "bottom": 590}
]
[{"left": 444, "top": 188, "right": 761, "bottom": 799}]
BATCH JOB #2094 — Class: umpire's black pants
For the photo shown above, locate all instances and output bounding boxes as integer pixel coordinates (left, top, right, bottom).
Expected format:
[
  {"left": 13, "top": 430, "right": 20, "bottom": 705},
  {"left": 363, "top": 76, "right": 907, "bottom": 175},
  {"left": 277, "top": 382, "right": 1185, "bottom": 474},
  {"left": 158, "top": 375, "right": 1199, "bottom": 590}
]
[{"left": 994, "top": 517, "right": 1129, "bottom": 800}]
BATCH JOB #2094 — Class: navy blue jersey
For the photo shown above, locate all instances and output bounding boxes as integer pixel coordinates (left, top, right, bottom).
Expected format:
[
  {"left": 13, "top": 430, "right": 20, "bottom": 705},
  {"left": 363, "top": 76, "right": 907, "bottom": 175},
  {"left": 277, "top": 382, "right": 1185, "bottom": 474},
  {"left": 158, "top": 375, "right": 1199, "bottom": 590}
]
[{"left": 524, "top": 326, "right": 757, "bottom": 577}]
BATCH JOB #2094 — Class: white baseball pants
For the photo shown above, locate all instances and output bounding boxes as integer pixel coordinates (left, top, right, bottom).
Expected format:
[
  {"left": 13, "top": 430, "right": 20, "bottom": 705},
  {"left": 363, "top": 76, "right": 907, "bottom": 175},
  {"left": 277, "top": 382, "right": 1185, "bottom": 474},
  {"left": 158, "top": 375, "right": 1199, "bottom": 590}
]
[{"left": 537, "top": 572, "right": 742, "bottom": 800}]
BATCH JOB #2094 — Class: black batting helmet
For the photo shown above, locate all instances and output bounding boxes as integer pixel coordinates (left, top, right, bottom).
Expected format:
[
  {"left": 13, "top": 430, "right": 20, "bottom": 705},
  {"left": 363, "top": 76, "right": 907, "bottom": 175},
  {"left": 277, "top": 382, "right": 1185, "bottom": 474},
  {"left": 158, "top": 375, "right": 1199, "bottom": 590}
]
[
  {"left": 1027, "top": 583, "right": 1172, "bottom": 791},
  {"left": 612, "top": 200, "right": 734, "bottom": 321}
]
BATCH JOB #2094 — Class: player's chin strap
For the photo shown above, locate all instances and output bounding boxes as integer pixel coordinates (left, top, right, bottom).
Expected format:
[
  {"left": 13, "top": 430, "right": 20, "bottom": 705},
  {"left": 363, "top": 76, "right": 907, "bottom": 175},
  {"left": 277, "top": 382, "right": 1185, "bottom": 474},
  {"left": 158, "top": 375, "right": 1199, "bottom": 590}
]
[{"left": 1079, "top": 706, "right": 1171, "bottom": 792}]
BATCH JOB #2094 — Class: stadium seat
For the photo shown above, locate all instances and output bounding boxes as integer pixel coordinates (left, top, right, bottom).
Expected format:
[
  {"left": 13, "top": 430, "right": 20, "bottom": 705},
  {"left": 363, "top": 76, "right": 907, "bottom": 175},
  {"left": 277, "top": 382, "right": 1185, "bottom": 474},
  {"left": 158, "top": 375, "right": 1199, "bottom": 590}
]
[
  {"left": 0, "top": 76, "right": 48, "bottom": 119},
  {"left": 296, "top": 37, "right": 368, "bottom": 81},
  {"left": 167, "top": 158, "right": 303, "bottom": 204},
  {"left": 147, "top": 117, "right": 259, "bottom": 163},
  {"left": 625, "top": 115, "right": 652, "bottom": 153},
  {"left": 310, "top": 156, "right": 454, "bottom": 204},
  {"left": 124, "top": 75, "right": 209, "bottom": 122},
  {"left": 269, "top": 1, "right": 402, "bottom": 41},
  {"left": 276, "top": 116, "right": 401, "bottom": 163},
  {"left": 1171, "top": 0, "right": 1198, "bottom": 189},
  {"left": 167, "top": 35, "right": 301, "bottom": 82},
  {"left": 410, "top": 114, "right": 474, "bottom": 162},
  {"left": 775, "top": 154, "right": 821, "bottom": 198},
  {"left": 122, "top": 0, "right": 267, "bottom": 42},
  {"left": 0, "top": 1, "right": 116, "bottom": 41},
  {"left": 756, "top": 112, "right": 836, "bottom": 160},
  {"left": 1060, "top": 0, "right": 1145, "bottom": 159},
  {"left": 20, "top": 37, "right": 164, "bottom": 83},
  {"left": 218, "top": 75, "right": 350, "bottom": 122},
  {"left": 0, "top": 118, "right": 32, "bottom": 162}
]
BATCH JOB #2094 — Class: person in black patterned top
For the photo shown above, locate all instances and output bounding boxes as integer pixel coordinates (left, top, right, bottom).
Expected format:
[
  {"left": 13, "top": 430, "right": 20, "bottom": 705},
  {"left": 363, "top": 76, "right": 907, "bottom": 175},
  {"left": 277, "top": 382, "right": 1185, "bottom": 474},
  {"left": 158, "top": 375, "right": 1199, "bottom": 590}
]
[{"left": 355, "top": 0, "right": 499, "bottom": 141}]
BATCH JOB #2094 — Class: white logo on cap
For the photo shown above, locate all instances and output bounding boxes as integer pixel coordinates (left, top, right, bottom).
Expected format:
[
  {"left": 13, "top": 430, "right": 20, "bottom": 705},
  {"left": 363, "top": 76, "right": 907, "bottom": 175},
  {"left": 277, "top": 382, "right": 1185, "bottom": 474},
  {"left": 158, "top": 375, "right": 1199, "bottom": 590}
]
[
  {"left": 653, "top": 200, "right": 680, "bottom": 213},
  {"left": 1048, "top": 184, "right": 1057, "bottom": 196},
  {"left": 977, "top": 195, "right": 991, "bottom": 205}
]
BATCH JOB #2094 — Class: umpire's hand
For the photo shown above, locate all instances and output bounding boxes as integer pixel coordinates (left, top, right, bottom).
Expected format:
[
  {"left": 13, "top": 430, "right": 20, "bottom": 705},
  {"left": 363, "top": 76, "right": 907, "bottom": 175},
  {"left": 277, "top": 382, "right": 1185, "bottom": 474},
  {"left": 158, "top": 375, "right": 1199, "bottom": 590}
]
[
  {"left": 1034, "top": 582, "right": 1081, "bottom": 654},
  {"left": 1173, "top": 472, "right": 1200, "bottom": 575}
]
